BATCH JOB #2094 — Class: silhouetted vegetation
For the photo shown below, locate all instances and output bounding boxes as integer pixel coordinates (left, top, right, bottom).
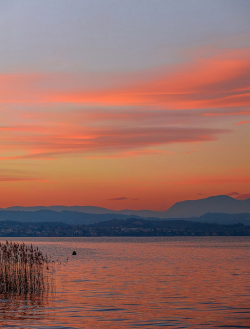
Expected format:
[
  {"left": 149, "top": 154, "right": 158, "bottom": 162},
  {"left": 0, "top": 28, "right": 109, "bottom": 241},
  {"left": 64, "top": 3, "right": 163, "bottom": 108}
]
[{"left": 0, "top": 241, "right": 53, "bottom": 295}]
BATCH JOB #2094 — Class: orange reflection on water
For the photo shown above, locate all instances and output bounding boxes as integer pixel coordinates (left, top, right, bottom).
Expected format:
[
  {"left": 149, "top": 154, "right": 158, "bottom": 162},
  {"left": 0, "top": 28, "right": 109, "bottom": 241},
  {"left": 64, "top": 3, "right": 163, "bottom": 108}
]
[{"left": 1, "top": 237, "right": 250, "bottom": 328}]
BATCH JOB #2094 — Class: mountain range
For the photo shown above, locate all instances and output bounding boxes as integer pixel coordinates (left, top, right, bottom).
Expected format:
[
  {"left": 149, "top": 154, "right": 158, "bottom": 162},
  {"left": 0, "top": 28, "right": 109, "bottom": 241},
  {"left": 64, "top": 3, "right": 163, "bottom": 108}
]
[{"left": 2, "top": 195, "right": 250, "bottom": 218}]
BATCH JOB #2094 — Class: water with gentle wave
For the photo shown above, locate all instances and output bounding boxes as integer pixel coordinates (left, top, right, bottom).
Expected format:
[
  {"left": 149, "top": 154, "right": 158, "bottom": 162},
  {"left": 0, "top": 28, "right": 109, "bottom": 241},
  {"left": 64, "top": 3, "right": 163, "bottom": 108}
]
[{"left": 0, "top": 237, "right": 250, "bottom": 328}]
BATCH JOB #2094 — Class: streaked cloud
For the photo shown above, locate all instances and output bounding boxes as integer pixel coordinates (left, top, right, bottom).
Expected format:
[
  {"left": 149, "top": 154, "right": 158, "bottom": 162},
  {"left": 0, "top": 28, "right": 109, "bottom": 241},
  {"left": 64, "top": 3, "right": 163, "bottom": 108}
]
[
  {"left": 1, "top": 49, "right": 250, "bottom": 109},
  {"left": 227, "top": 191, "right": 250, "bottom": 201},
  {"left": 235, "top": 193, "right": 250, "bottom": 200},
  {"left": 1, "top": 48, "right": 249, "bottom": 159},
  {"left": 171, "top": 176, "right": 250, "bottom": 185},
  {"left": 107, "top": 197, "right": 139, "bottom": 201},
  {"left": 234, "top": 120, "right": 250, "bottom": 125},
  {"left": 0, "top": 175, "right": 53, "bottom": 183},
  {"left": 228, "top": 191, "right": 240, "bottom": 196},
  {"left": 0, "top": 125, "right": 228, "bottom": 160}
]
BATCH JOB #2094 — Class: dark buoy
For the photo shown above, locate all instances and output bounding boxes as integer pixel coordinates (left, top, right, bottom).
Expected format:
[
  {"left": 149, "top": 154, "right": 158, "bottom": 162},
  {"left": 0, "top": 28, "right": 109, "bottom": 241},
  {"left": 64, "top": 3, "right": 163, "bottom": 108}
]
[{"left": 72, "top": 251, "right": 76, "bottom": 255}]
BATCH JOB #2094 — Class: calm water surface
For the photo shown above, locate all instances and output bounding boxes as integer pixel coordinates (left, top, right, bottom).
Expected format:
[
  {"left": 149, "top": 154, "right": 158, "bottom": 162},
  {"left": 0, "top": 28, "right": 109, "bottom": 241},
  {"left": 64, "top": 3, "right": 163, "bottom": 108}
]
[{"left": 0, "top": 237, "right": 250, "bottom": 328}]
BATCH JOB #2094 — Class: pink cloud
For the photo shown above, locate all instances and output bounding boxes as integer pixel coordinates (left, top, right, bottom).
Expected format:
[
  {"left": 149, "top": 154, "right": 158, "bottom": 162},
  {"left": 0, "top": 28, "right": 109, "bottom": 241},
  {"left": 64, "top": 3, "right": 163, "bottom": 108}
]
[{"left": 1, "top": 47, "right": 250, "bottom": 159}]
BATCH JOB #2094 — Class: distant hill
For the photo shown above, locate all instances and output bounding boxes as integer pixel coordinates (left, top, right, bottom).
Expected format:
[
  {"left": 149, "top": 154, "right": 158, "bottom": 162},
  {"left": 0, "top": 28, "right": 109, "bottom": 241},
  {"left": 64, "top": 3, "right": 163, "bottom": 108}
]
[
  {"left": 0, "top": 209, "right": 142, "bottom": 225},
  {"left": 4, "top": 205, "right": 119, "bottom": 215},
  {"left": 0, "top": 210, "right": 250, "bottom": 226},
  {"left": 188, "top": 212, "right": 250, "bottom": 225},
  {"left": 162, "top": 195, "right": 250, "bottom": 218},
  {"left": 2, "top": 195, "right": 250, "bottom": 219}
]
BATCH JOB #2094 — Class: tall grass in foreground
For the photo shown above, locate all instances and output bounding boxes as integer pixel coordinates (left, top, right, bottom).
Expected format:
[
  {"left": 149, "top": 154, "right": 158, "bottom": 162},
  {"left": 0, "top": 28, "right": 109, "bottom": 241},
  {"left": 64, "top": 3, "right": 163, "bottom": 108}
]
[{"left": 0, "top": 241, "right": 53, "bottom": 296}]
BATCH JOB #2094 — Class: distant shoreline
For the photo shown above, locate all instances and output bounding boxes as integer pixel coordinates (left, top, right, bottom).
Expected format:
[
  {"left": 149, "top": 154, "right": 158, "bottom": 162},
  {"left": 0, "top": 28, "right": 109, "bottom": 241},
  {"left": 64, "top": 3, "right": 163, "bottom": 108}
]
[{"left": 0, "top": 218, "right": 250, "bottom": 237}]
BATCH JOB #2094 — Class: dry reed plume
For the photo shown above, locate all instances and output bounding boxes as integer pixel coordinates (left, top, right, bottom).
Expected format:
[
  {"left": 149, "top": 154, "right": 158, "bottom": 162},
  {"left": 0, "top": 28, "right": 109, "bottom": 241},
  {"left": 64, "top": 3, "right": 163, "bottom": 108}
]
[{"left": 0, "top": 241, "right": 53, "bottom": 296}]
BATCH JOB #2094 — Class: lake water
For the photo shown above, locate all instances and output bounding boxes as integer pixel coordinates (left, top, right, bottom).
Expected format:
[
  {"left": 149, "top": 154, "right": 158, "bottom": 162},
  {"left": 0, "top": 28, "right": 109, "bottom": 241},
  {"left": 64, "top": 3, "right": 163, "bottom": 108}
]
[{"left": 0, "top": 237, "right": 250, "bottom": 328}]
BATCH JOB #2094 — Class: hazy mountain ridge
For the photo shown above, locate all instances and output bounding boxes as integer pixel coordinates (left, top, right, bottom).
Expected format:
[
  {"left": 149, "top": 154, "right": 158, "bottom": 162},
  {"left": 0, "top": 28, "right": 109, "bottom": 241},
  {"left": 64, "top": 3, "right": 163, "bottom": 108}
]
[
  {"left": 4, "top": 205, "right": 118, "bottom": 214},
  {"left": 0, "top": 209, "right": 142, "bottom": 225},
  {"left": 163, "top": 195, "right": 250, "bottom": 218},
  {"left": 0, "top": 210, "right": 250, "bottom": 226},
  {"left": 2, "top": 195, "right": 250, "bottom": 219}
]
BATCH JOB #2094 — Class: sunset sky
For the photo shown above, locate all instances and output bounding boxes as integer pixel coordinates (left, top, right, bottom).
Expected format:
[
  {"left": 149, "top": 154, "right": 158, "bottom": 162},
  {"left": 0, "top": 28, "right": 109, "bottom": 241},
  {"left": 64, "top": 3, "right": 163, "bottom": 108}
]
[{"left": 1, "top": 0, "right": 250, "bottom": 210}]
